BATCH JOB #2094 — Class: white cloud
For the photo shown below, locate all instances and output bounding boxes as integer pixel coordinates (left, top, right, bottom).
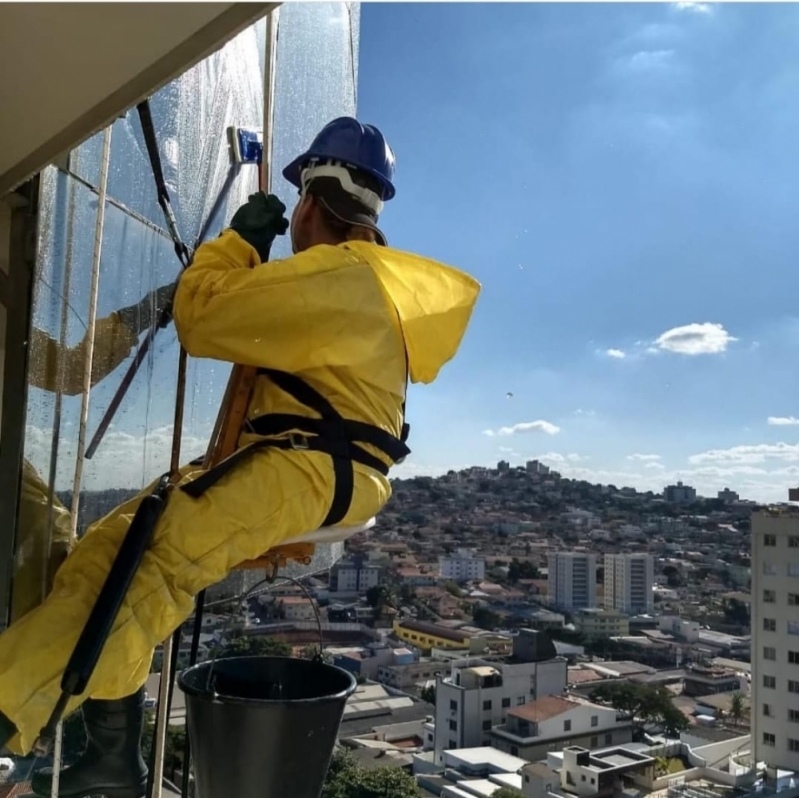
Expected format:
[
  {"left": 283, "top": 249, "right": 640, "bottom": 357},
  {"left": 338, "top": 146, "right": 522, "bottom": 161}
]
[
  {"left": 605, "top": 349, "right": 626, "bottom": 359},
  {"left": 627, "top": 453, "right": 662, "bottom": 462},
  {"left": 673, "top": 2, "right": 712, "bottom": 13},
  {"left": 627, "top": 50, "right": 675, "bottom": 71},
  {"left": 689, "top": 442, "right": 799, "bottom": 465},
  {"left": 549, "top": 461, "right": 791, "bottom": 504},
  {"left": 484, "top": 421, "right": 560, "bottom": 437},
  {"left": 392, "top": 456, "right": 798, "bottom": 506},
  {"left": 25, "top": 424, "right": 209, "bottom": 492},
  {"left": 496, "top": 421, "right": 561, "bottom": 437},
  {"left": 574, "top": 409, "right": 596, "bottom": 417},
  {"left": 655, "top": 322, "right": 737, "bottom": 355},
  {"left": 536, "top": 452, "right": 589, "bottom": 465},
  {"left": 768, "top": 417, "right": 799, "bottom": 427}
]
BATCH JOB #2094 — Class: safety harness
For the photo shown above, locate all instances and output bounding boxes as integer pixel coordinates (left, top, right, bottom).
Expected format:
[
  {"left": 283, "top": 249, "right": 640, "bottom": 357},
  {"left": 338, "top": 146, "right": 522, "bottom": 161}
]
[{"left": 181, "top": 368, "right": 411, "bottom": 527}]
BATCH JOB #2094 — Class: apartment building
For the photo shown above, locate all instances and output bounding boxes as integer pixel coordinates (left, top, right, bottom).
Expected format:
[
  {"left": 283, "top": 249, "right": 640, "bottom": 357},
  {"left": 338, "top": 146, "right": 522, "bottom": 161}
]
[
  {"left": 279, "top": 596, "right": 316, "bottom": 622},
  {"left": 393, "top": 619, "right": 473, "bottom": 652},
  {"left": 751, "top": 510, "right": 799, "bottom": 771},
  {"left": 664, "top": 481, "right": 697, "bottom": 503},
  {"left": 574, "top": 608, "right": 630, "bottom": 639},
  {"left": 604, "top": 554, "right": 654, "bottom": 615},
  {"left": 491, "top": 695, "right": 633, "bottom": 761},
  {"left": 682, "top": 664, "right": 742, "bottom": 698},
  {"left": 548, "top": 553, "right": 597, "bottom": 611},
  {"left": 329, "top": 555, "right": 381, "bottom": 596},
  {"left": 432, "top": 630, "right": 568, "bottom": 764},
  {"left": 440, "top": 549, "right": 486, "bottom": 583}
]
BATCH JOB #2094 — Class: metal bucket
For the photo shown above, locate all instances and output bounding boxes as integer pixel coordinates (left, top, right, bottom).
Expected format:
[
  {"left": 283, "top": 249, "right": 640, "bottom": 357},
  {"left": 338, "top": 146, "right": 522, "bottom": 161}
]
[{"left": 178, "top": 655, "right": 356, "bottom": 798}]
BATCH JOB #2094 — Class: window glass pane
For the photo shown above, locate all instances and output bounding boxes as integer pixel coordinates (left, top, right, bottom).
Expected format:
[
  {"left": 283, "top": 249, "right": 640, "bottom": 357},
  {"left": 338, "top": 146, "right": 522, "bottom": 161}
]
[{"left": 7, "top": 2, "right": 361, "bottom": 769}]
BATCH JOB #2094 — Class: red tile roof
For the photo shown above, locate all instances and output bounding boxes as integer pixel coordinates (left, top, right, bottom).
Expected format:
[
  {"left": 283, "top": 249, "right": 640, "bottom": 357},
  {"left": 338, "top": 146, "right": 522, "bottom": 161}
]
[{"left": 508, "top": 695, "right": 580, "bottom": 722}]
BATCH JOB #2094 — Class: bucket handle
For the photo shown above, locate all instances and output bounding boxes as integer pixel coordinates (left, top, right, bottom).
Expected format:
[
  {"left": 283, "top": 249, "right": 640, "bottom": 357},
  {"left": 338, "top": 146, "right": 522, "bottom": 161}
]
[{"left": 202, "top": 573, "right": 326, "bottom": 694}]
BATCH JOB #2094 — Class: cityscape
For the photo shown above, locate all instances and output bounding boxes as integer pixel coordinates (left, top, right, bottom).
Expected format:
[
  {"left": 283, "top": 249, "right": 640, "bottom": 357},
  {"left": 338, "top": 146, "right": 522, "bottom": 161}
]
[{"left": 141, "top": 460, "right": 798, "bottom": 797}]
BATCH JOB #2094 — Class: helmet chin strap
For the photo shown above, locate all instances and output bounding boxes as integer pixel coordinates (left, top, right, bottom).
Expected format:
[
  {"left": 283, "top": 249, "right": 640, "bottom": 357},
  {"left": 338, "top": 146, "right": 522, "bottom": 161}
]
[{"left": 290, "top": 190, "right": 308, "bottom": 254}]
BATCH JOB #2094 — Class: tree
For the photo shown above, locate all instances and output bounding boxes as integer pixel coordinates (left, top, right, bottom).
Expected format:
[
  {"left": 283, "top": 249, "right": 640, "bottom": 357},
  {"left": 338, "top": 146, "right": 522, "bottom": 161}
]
[
  {"left": 507, "top": 558, "right": 540, "bottom": 584},
  {"left": 729, "top": 691, "right": 746, "bottom": 726},
  {"left": 399, "top": 583, "right": 416, "bottom": 605},
  {"left": 590, "top": 682, "right": 687, "bottom": 737},
  {"left": 365, "top": 585, "right": 387, "bottom": 608},
  {"left": 590, "top": 682, "right": 641, "bottom": 717},
  {"left": 366, "top": 584, "right": 397, "bottom": 617},
  {"left": 472, "top": 606, "right": 501, "bottom": 631},
  {"left": 141, "top": 715, "right": 185, "bottom": 782},
  {"left": 219, "top": 634, "right": 291, "bottom": 659},
  {"left": 301, "top": 644, "right": 333, "bottom": 664},
  {"left": 322, "top": 748, "right": 421, "bottom": 798},
  {"left": 444, "top": 581, "right": 463, "bottom": 597},
  {"left": 420, "top": 684, "right": 436, "bottom": 706},
  {"left": 662, "top": 565, "right": 682, "bottom": 588},
  {"left": 724, "top": 598, "right": 749, "bottom": 626}
]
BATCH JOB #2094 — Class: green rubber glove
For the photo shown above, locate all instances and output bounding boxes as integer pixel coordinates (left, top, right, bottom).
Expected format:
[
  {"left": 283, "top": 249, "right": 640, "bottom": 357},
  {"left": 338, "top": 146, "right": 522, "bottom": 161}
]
[{"left": 229, "top": 192, "right": 289, "bottom": 262}]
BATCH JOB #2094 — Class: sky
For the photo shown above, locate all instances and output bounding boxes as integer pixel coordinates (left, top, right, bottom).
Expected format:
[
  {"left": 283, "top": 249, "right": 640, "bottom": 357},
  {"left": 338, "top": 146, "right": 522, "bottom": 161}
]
[
  {"left": 357, "top": 1, "right": 799, "bottom": 504},
  {"left": 20, "top": 3, "right": 799, "bottom": 504}
]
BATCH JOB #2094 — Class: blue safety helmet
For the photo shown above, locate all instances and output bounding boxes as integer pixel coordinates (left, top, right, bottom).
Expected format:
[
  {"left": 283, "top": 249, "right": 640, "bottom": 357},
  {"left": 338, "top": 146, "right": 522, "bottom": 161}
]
[{"left": 283, "top": 117, "right": 396, "bottom": 201}]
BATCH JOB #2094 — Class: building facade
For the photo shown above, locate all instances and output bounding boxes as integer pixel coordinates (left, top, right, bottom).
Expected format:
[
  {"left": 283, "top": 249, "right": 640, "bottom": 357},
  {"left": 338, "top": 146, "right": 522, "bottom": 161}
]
[
  {"left": 330, "top": 555, "right": 381, "bottom": 596},
  {"left": 393, "top": 619, "right": 472, "bottom": 652},
  {"left": 440, "top": 549, "right": 486, "bottom": 582},
  {"left": 718, "top": 488, "right": 740, "bottom": 503},
  {"left": 574, "top": 608, "right": 630, "bottom": 639},
  {"left": 279, "top": 597, "right": 317, "bottom": 622},
  {"left": 751, "top": 510, "right": 799, "bottom": 771},
  {"left": 604, "top": 553, "right": 654, "bottom": 615},
  {"left": 491, "top": 695, "right": 633, "bottom": 761},
  {"left": 664, "top": 481, "right": 697, "bottom": 503},
  {"left": 548, "top": 553, "right": 597, "bottom": 611},
  {"left": 682, "top": 665, "right": 742, "bottom": 697},
  {"left": 432, "top": 630, "right": 568, "bottom": 764}
]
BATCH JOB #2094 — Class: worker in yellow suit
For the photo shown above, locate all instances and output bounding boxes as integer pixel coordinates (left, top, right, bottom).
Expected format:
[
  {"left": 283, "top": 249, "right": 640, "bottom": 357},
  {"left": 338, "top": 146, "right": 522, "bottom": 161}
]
[
  {"left": 0, "top": 117, "right": 480, "bottom": 798},
  {"left": 11, "top": 291, "right": 173, "bottom": 626}
]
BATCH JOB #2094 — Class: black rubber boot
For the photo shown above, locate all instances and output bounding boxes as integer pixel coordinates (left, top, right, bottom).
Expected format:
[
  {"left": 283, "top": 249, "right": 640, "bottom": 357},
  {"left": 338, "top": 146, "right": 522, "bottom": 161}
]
[{"left": 32, "top": 689, "right": 148, "bottom": 798}]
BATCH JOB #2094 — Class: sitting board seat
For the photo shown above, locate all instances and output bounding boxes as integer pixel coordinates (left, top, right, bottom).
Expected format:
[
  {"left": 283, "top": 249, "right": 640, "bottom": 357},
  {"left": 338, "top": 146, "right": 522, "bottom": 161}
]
[{"left": 234, "top": 517, "right": 376, "bottom": 571}]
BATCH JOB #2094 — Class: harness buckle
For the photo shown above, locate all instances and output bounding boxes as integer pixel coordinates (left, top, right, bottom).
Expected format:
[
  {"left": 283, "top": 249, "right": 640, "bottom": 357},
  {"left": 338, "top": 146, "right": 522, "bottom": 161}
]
[{"left": 288, "top": 432, "right": 310, "bottom": 450}]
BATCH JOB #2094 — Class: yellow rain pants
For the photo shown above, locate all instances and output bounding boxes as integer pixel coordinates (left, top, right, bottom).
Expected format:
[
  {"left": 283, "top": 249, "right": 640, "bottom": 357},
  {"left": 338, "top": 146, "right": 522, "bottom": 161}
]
[
  {"left": 0, "top": 231, "right": 480, "bottom": 755},
  {"left": 11, "top": 315, "right": 141, "bottom": 624}
]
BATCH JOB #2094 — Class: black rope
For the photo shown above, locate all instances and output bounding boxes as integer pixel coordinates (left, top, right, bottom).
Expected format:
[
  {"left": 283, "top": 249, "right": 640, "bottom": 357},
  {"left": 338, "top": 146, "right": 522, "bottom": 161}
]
[
  {"left": 180, "top": 589, "right": 206, "bottom": 798},
  {"left": 85, "top": 104, "right": 246, "bottom": 459},
  {"left": 136, "top": 100, "right": 190, "bottom": 269}
]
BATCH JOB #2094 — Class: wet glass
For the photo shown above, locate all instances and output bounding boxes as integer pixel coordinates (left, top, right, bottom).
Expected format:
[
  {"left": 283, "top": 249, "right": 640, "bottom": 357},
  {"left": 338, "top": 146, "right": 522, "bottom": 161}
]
[{"left": 8, "top": 0, "right": 362, "bottom": 708}]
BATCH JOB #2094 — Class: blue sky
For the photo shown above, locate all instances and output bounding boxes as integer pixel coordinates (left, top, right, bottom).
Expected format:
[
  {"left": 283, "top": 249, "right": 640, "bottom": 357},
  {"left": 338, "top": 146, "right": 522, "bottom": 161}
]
[{"left": 358, "top": 2, "right": 799, "bottom": 503}]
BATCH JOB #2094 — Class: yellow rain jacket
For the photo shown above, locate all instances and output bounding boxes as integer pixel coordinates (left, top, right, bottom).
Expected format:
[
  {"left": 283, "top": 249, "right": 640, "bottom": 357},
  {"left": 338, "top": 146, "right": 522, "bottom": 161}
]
[
  {"left": 11, "top": 316, "right": 141, "bottom": 624},
  {"left": 0, "top": 231, "right": 480, "bottom": 754}
]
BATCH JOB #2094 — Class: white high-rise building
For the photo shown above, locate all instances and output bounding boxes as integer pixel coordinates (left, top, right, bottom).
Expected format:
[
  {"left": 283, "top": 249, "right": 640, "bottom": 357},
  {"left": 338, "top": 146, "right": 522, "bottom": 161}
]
[
  {"left": 664, "top": 481, "right": 697, "bottom": 503},
  {"left": 604, "top": 554, "right": 654, "bottom": 615},
  {"left": 547, "top": 552, "right": 597, "bottom": 610},
  {"left": 751, "top": 510, "right": 799, "bottom": 771},
  {"left": 440, "top": 549, "right": 486, "bottom": 582},
  {"left": 431, "top": 630, "right": 567, "bottom": 764}
]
